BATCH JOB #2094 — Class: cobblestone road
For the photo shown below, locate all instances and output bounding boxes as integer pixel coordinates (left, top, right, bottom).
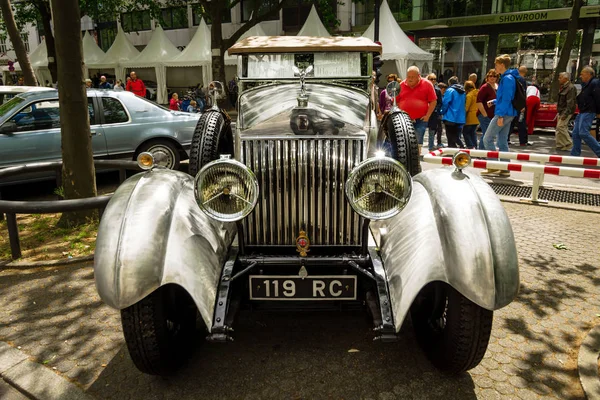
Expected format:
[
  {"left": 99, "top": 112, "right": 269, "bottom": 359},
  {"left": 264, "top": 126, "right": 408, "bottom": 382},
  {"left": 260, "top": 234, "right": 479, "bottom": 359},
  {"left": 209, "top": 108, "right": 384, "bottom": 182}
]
[{"left": 0, "top": 202, "right": 599, "bottom": 399}]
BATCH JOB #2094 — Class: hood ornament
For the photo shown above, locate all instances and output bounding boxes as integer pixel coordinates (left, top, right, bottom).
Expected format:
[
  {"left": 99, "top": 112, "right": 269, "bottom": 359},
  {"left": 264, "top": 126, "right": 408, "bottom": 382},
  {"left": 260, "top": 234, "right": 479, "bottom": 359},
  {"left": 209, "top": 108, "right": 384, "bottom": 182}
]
[
  {"left": 386, "top": 81, "right": 401, "bottom": 113},
  {"left": 292, "top": 65, "right": 313, "bottom": 107}
]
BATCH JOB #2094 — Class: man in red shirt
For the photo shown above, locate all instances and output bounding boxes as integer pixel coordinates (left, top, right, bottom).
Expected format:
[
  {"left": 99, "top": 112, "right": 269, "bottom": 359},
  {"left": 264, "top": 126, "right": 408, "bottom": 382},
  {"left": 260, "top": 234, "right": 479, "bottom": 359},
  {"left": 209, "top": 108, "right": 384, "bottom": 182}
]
[
  {"left": 126, "top": 71, "right": 146, "bottom": 98},
  {"left": 395, "top": 66, "right": 437, "bottom": 156}
]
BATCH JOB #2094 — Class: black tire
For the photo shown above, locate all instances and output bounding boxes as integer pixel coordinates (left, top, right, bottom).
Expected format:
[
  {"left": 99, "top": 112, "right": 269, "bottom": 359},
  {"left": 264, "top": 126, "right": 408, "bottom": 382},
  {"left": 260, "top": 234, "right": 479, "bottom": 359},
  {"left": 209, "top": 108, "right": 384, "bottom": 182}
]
[
  {"left": 121, "top": 284, "right": 200, "bottom": 375},
  {"left": 138, "top": 139, "right": 181, "bottom": 170},
  {"left": 410, "top": 282, "right": 493, "bottom": 374},
  {"left": 385, "top": 111, "right": 421, "bottom": 176},
  {"left": 189, "top": 110, "right": 233, "bottom": 176}
]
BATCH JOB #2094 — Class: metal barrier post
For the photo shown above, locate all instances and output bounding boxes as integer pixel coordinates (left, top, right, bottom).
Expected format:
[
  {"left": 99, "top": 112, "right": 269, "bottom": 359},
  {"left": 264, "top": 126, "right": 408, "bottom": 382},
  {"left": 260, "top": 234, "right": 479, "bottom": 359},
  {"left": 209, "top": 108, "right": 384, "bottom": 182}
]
[
  {"left": 6, "top": 213, "right": 21, "bottom": 260},
  {"left": 521, "top": 160, "right": 548, "bottom": 204}
]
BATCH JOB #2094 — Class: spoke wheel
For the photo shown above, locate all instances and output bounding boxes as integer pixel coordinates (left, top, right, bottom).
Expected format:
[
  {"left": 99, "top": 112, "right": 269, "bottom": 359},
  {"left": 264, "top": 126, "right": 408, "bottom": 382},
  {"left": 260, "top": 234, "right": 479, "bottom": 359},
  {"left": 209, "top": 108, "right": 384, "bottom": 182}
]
[{"left": 410, "top": 282, "right": 493, "bottom": 374}]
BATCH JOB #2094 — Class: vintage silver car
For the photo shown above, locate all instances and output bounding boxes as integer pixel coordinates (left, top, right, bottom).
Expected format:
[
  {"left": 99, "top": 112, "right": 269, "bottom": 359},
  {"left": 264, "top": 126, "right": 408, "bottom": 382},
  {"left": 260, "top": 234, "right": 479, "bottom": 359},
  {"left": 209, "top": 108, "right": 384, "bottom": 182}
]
[{"left": 94, "top": 36, "right": 519, "bottom": 376}]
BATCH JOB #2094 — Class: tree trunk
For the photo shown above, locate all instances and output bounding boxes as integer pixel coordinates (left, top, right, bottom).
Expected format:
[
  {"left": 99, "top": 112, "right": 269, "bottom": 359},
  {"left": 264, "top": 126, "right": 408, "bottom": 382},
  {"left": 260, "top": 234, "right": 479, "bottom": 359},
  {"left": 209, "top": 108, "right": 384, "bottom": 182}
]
[
  {"left": 50, "top": 0, "right": 97, "bottom": 227},
  {"left": 0, "top": 0, "right": 37, "bottom": 85},
  {"left": 37, "top": 0, "right": 58, "bottom": 83},
  {"left": 549, "top": 0, "right": 582, "bottom": 102},
  {"left": 210, "top": 4, "right": 226, "bottom": 87}
]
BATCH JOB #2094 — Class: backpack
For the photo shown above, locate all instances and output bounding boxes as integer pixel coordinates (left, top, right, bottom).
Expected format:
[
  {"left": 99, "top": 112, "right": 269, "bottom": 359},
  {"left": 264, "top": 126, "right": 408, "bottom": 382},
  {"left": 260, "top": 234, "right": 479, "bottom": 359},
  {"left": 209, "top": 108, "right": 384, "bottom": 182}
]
[{"left": 512, "top": 78, "right": 526, "bottom": 111}]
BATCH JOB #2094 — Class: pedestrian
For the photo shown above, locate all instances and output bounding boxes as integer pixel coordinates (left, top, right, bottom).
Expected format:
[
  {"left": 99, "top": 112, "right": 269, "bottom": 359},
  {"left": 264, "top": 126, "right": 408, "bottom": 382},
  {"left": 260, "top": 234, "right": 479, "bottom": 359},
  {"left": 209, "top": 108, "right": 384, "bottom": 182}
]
[
  {"left": 186, "top": 100, "right": 199, "bottom": 113},
  {"left": 44, "top": 80, "right": 52, "bottom": 88},
  {"left": 114, "top": 79, "right": 124, "bottom": 91},
  {"left": 85, "top": 78, "right": 93, "bottom": 89},
  {"left": 512, "top": 65, "right": 530, "bottom": 146},
  {"left": 441, "top": 76, "right": 466, "bottom": 148},
  {"left": 169, "top": 93, "right": 181, "bottom": 111},
  {"left": 395, "top": 66, "right": 437, "bottom": 156},
  {"left": 126, "top": 71, "right": 146, "bottom": 98},
  {"left": 555, "top": 72, "right": 576, "bottom": 151},
  {"left": 525, "top": 83, "right": 541, "bottom": 135},
  {"left": 570, "top": 66, "right": 600, "bottom": 158},
  {"left": 16, "top": 76, "right": 24, "bottom": 86},
  {"left": 469, "top": 73, "right": 478, "bottom": 88},
  {"left": 98, "top": 75, "right": 112, "bottom": 89},
  {"left": 426, "top": 73, "right": 444, "bottom": 150},
  {"left": 476, "top": 69, "right": 498, "bottom": 149},
  {"left": 481, "top": 54, "right": 519, "bottom": 177},
  {"left": 379, "top": 73, "right": 398, "bottom": 116},
  {"left": 463, "top": 80, "right": 479, "bottom": 149}
]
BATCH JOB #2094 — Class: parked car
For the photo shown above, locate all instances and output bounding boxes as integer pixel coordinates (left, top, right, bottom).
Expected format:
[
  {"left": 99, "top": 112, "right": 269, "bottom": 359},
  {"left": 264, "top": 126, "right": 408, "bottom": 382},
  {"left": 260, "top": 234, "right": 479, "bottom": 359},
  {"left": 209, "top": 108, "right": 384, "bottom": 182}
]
[
  {"left": 0, "top": 89, "right": 200, "bottom": 184},
  {"left": 0, "top": 85, "right": 54, "bottom": 104},
  {"left": 534, "top": 102, "right": 577, "bottom": 131},
  {"left": 144, "top": 80, "right": 158, "bottom": 101},
  {"left": 94, "top": 36, "right": 519, "bottom": 376}
]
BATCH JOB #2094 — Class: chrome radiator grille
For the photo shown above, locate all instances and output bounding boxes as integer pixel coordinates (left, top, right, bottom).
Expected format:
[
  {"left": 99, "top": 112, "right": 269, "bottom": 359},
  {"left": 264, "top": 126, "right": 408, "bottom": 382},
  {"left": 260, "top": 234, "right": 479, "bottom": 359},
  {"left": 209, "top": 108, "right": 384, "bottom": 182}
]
[{"left": 240, "top": 138, "right": 365, "bottom": 246}]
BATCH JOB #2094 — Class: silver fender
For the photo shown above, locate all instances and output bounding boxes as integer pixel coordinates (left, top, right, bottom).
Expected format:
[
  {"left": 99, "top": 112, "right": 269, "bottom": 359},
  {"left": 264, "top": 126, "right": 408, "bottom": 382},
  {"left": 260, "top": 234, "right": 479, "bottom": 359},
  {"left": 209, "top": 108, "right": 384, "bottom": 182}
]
[
  {"left": 370, "top": 168, "right": 519, "bottom": 332},
  {"left": 94, "top": 168, "right": 236, "bottom": 330}
]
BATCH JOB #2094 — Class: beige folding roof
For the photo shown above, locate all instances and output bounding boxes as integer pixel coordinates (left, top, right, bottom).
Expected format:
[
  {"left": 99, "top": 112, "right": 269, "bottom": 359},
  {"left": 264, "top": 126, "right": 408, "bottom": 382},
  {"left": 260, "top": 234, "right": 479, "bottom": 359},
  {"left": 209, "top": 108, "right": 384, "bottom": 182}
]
[{"left": 228, "top": 36, "right": 381, "bottom": 55}]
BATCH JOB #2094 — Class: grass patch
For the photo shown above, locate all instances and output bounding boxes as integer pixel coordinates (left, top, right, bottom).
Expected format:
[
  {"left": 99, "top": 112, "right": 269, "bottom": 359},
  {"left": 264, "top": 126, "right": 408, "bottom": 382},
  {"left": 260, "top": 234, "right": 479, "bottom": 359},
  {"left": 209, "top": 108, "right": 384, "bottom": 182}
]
[{"left": 0, "top": 213, "right": 98, "bottom": 262}]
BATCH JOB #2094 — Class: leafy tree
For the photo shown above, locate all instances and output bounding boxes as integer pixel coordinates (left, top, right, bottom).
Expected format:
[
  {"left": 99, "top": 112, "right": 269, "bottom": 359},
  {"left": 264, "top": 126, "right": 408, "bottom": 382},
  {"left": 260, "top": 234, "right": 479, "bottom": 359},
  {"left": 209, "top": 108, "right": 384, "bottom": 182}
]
[{"left": 0, "top": 0, "right": 37, "bottom": 85}]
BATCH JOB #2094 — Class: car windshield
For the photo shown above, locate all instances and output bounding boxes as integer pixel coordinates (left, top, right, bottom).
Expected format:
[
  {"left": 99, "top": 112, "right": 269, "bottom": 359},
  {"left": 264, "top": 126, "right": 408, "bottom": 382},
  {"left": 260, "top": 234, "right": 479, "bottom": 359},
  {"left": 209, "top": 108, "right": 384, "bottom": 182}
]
[
  {"left": 0, "top": 96, "right": 26, "bottom": 118},
  {"left": 239, "top": 83, "right": 368, "bottom": 130},
  {"left": 135, "top": 95, "right": 170, "bottom": 112}
]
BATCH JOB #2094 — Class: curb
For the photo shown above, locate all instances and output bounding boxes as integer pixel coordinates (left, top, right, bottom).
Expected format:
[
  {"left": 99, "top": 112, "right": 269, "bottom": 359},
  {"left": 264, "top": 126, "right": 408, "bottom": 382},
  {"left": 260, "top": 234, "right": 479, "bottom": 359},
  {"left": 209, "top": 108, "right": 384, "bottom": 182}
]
[
  {"left": 0, "top": 342, "right": 95, "bottom": 400},
  {"left": 0, "top": 254, "right": 94, "bottom": 269},
  {"left": 578, "top": 324, "right": 600, "bottom": 400}
]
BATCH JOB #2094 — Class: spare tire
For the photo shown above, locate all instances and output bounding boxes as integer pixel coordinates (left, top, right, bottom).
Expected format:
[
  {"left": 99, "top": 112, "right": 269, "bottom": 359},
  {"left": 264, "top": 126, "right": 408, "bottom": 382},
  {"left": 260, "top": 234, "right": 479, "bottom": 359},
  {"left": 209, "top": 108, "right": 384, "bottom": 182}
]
[
  {"left": 383, "top": 111, "right": 421, "bottom": 176},
  {"left": 189, "top": 110, "right": 233, "bottom": 176}
]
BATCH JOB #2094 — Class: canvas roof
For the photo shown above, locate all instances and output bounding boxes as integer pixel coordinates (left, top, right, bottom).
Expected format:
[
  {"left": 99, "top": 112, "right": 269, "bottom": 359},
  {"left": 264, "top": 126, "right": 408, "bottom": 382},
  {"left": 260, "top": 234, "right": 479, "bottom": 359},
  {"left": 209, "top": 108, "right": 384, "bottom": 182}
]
[
  {"left": 82, "top": 31, "right": 106, "bottom": 65},
  {"left": 122, "top": 25, "right": 181, "bottom": 68},
  {"left": 89, "top": 26, "right": 139, "bottom": 68},
  {"left": 362, "top": 0, "right": 432, "bottom": 61},
  {"left": 224, "top": 23, "right": 268, "bottom": 65},
  {"left": 13, "top": 39, "right": 49, "bottom": 70},
  {"left": 228, "top": 36, "right": 381, "bottom": 55},
  {"left": 164, "top": 18, "right": 211, "bottom": 67},
  {"left": 297, "top": 5, "right": 330, "bottom": 37},
  {"left": 444, "top": 37, "right": 483, "bottom": 63}
]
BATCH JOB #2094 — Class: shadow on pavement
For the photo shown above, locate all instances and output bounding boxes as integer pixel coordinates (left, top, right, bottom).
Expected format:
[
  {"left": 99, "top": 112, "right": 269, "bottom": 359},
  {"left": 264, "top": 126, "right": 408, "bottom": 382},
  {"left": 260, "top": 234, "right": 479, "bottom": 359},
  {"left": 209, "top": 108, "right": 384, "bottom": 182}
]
[{"left": 88, "top": 311, "right": 478, "bottom": 400}]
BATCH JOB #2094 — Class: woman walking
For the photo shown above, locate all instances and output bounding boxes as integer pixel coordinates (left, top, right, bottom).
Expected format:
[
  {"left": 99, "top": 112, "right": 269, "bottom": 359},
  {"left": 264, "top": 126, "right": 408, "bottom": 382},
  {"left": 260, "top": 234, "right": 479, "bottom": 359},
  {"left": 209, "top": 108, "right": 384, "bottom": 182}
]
[
  {"left": 476, "top": 70, "right": 498, "bottom": 149},
  {"left": 463, "top": 80, "right": 479, "bottom": 149}
]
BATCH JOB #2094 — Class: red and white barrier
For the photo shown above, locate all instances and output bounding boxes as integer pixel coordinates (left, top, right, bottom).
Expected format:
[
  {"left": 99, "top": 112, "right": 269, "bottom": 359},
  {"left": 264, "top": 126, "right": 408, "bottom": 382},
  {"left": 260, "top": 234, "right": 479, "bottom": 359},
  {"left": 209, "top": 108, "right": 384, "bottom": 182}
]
[{"left": 423, "top": 148, "right": 600, "bottom": 203}]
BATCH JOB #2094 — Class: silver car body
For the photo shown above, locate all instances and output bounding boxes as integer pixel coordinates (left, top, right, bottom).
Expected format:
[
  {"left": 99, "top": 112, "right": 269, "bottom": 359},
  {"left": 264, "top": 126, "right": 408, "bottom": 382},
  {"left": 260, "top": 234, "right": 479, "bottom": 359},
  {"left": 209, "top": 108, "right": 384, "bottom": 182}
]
[
  {"left": 95, "top": 37, "right": 518, "bottom": 334},
  {"left": 0, "top": 89, "right": 200, "bottom": 170}
]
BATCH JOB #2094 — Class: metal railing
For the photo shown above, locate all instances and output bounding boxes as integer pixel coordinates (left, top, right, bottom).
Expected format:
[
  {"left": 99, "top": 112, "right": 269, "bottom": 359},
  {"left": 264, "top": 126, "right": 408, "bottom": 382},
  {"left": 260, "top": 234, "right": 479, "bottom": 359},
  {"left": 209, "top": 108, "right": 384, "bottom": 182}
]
[{"left": 0, "top": 160, "right": 143, "bottom": 260}]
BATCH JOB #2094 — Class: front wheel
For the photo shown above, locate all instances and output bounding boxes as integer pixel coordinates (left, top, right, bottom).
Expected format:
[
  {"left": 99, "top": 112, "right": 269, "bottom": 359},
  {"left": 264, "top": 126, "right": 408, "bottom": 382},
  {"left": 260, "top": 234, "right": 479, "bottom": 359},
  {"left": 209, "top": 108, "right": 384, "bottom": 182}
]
[
  {"left": 121, "top": 284, "right": 200, "bottom": 375},
  {"left": 410, "top": 282, "right": 493, "bottom": 374},
  {"left": 189, "top": 110, "right": 233, "bottom": 176}
]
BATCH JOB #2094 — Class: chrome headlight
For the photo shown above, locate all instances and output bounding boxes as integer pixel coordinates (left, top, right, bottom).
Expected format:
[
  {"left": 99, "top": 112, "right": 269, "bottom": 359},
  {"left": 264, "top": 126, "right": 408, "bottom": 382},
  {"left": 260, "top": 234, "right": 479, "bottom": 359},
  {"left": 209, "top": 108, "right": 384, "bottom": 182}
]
[
  {"left": 345, "top": 156, "right": 412, "bottom": 220},
  {"left": 194, "top": 156, "right": 259, "bottom": 222}
]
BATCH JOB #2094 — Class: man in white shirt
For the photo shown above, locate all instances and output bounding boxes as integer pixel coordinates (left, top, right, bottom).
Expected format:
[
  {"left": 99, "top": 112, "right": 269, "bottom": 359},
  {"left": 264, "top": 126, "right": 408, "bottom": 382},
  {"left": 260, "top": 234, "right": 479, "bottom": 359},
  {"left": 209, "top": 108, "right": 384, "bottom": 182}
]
[{"left": 525, "top": 83, "right": 541, "bottom": 135}]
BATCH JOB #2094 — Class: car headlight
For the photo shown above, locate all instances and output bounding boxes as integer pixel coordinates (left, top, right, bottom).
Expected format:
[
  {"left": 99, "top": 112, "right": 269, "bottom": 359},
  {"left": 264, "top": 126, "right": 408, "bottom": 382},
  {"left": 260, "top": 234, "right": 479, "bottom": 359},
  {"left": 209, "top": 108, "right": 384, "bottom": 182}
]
[
  {"left": 345, "top": 156, "right": 412, "bottom": 220},
  {"left": 194, "top": 156, "right": 259, "bottom": 222}
]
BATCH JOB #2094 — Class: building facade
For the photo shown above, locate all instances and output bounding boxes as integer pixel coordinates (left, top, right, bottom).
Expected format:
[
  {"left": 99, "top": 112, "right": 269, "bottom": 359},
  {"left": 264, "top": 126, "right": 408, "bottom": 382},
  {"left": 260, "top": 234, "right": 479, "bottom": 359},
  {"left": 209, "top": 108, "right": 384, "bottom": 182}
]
[{"left": 0, "top": 23, "right": 41, "bottom": 83}]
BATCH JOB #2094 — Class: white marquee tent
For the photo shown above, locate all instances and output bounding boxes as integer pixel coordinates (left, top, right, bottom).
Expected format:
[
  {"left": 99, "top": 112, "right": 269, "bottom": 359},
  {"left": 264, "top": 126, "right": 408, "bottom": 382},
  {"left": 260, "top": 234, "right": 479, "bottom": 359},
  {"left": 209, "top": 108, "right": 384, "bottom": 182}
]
[
  {"left": 88, "top": 25, "right": 140, "bottom": 83},
  {"left": 82, "top": 31, "right": 106, "bottom": 78},
  {"left": 362, "top": 0, "right": 433, "bottom": 80},
  {"left": 297, "top": 5, "right": 330, "bottom": 37},
  {"left": 224, "top": 23, "right": 268, "bottom": 66},
  {"left": 164, "top": 18, "right": 212, "bottom": 88},
  {"left": 5, "top": 39, "right": 53, "bottom": 85}
]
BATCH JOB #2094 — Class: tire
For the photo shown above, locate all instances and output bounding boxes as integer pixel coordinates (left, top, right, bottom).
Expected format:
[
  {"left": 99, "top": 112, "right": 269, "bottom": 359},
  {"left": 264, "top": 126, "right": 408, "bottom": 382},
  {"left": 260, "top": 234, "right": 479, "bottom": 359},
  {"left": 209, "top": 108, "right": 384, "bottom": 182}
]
[
  {"left": 138, "top": 139, "right": 181, "bottom": 170},
  {"left": 121, "top": 285, "right": 200, "bottom": 376},
  {"left": 410, "top": 282, "right": 493, "bottom": 374},
  {"left": 189, "top": 110, "right": 233, "bottom": 176},
  {"left": 384, "top": 111, "right": 421, "bottom": 176}
]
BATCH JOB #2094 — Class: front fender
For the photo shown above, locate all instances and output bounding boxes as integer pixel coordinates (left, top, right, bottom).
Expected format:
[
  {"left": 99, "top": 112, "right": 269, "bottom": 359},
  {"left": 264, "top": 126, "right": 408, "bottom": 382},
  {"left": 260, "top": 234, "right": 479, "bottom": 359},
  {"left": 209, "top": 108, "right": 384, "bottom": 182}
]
[
  {"left": 94, "top": 168, "right": 236, "bottom": 330},
  {"left": 370, "top": 168, "right": 519, "bottom": 332}
]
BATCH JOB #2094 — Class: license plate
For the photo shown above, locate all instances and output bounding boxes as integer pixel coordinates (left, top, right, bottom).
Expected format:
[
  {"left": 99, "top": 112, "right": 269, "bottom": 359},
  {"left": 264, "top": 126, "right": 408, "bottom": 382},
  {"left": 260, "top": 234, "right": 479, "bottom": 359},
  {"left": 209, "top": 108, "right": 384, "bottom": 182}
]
[{"left": 249, "top": 275, "right": 357, "bottom": 301}]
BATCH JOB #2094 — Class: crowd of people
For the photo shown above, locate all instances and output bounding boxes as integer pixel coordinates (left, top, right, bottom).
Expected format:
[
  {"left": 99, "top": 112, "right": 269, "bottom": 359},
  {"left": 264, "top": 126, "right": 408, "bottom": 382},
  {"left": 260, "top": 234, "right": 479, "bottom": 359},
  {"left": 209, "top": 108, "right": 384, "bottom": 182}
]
[{"left": 376, "top": 55, "right": 600, "bottom": 173}]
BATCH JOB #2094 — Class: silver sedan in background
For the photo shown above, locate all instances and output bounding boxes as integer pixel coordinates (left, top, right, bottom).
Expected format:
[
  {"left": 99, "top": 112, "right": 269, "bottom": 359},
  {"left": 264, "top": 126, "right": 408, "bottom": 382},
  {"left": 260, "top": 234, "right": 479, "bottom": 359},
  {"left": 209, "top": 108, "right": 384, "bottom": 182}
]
[{"left": 0, "top": 89, "right": 200, "bottom": 182}]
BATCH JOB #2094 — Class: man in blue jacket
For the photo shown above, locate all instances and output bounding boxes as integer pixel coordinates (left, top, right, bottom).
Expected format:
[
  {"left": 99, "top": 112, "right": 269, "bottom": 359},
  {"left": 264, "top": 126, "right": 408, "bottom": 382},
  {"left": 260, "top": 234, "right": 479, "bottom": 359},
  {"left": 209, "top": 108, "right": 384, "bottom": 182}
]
[
  {"left": 481, "top": 54, "right": 519, "bottom": 176},
  {"left": 441, "top": 76, "right": 466, "bottom": 148},
  {"left": 571, "top": 66, "right": 600, "bottom": 158}
]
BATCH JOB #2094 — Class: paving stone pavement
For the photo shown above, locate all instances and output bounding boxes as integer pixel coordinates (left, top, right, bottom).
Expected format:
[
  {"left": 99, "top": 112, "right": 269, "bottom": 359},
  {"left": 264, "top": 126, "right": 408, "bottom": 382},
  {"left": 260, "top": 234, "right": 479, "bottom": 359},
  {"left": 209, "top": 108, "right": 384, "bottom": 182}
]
[{"left": 0, "top": 202, "right": 598, "bottom": 399}]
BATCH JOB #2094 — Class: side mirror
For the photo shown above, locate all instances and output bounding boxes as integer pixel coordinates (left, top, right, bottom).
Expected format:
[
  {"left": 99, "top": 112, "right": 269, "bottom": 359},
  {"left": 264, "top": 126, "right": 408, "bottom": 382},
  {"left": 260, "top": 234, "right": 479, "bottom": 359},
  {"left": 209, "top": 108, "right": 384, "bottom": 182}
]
[
  {"left": 0, "top": 121, "right": 16, "bottom": 134},
  {"left": 386, "top": 81, "right": 400, "bottom": 98}
]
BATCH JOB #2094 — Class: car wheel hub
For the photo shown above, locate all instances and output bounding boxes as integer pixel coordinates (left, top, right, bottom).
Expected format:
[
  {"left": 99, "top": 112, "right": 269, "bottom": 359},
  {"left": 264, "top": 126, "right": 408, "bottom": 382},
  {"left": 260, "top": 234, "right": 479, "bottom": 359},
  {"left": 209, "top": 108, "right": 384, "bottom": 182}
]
[{"left": 147, "top": 145, "right": 175, "bottom": 169}]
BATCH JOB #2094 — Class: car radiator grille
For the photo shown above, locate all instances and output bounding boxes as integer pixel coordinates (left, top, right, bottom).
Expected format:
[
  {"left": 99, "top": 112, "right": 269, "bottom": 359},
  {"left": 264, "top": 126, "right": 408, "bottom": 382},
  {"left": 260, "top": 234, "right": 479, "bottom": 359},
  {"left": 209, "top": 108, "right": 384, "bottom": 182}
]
[{"left": 240, "top": 138, "right": 366, "bottom": 246}]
